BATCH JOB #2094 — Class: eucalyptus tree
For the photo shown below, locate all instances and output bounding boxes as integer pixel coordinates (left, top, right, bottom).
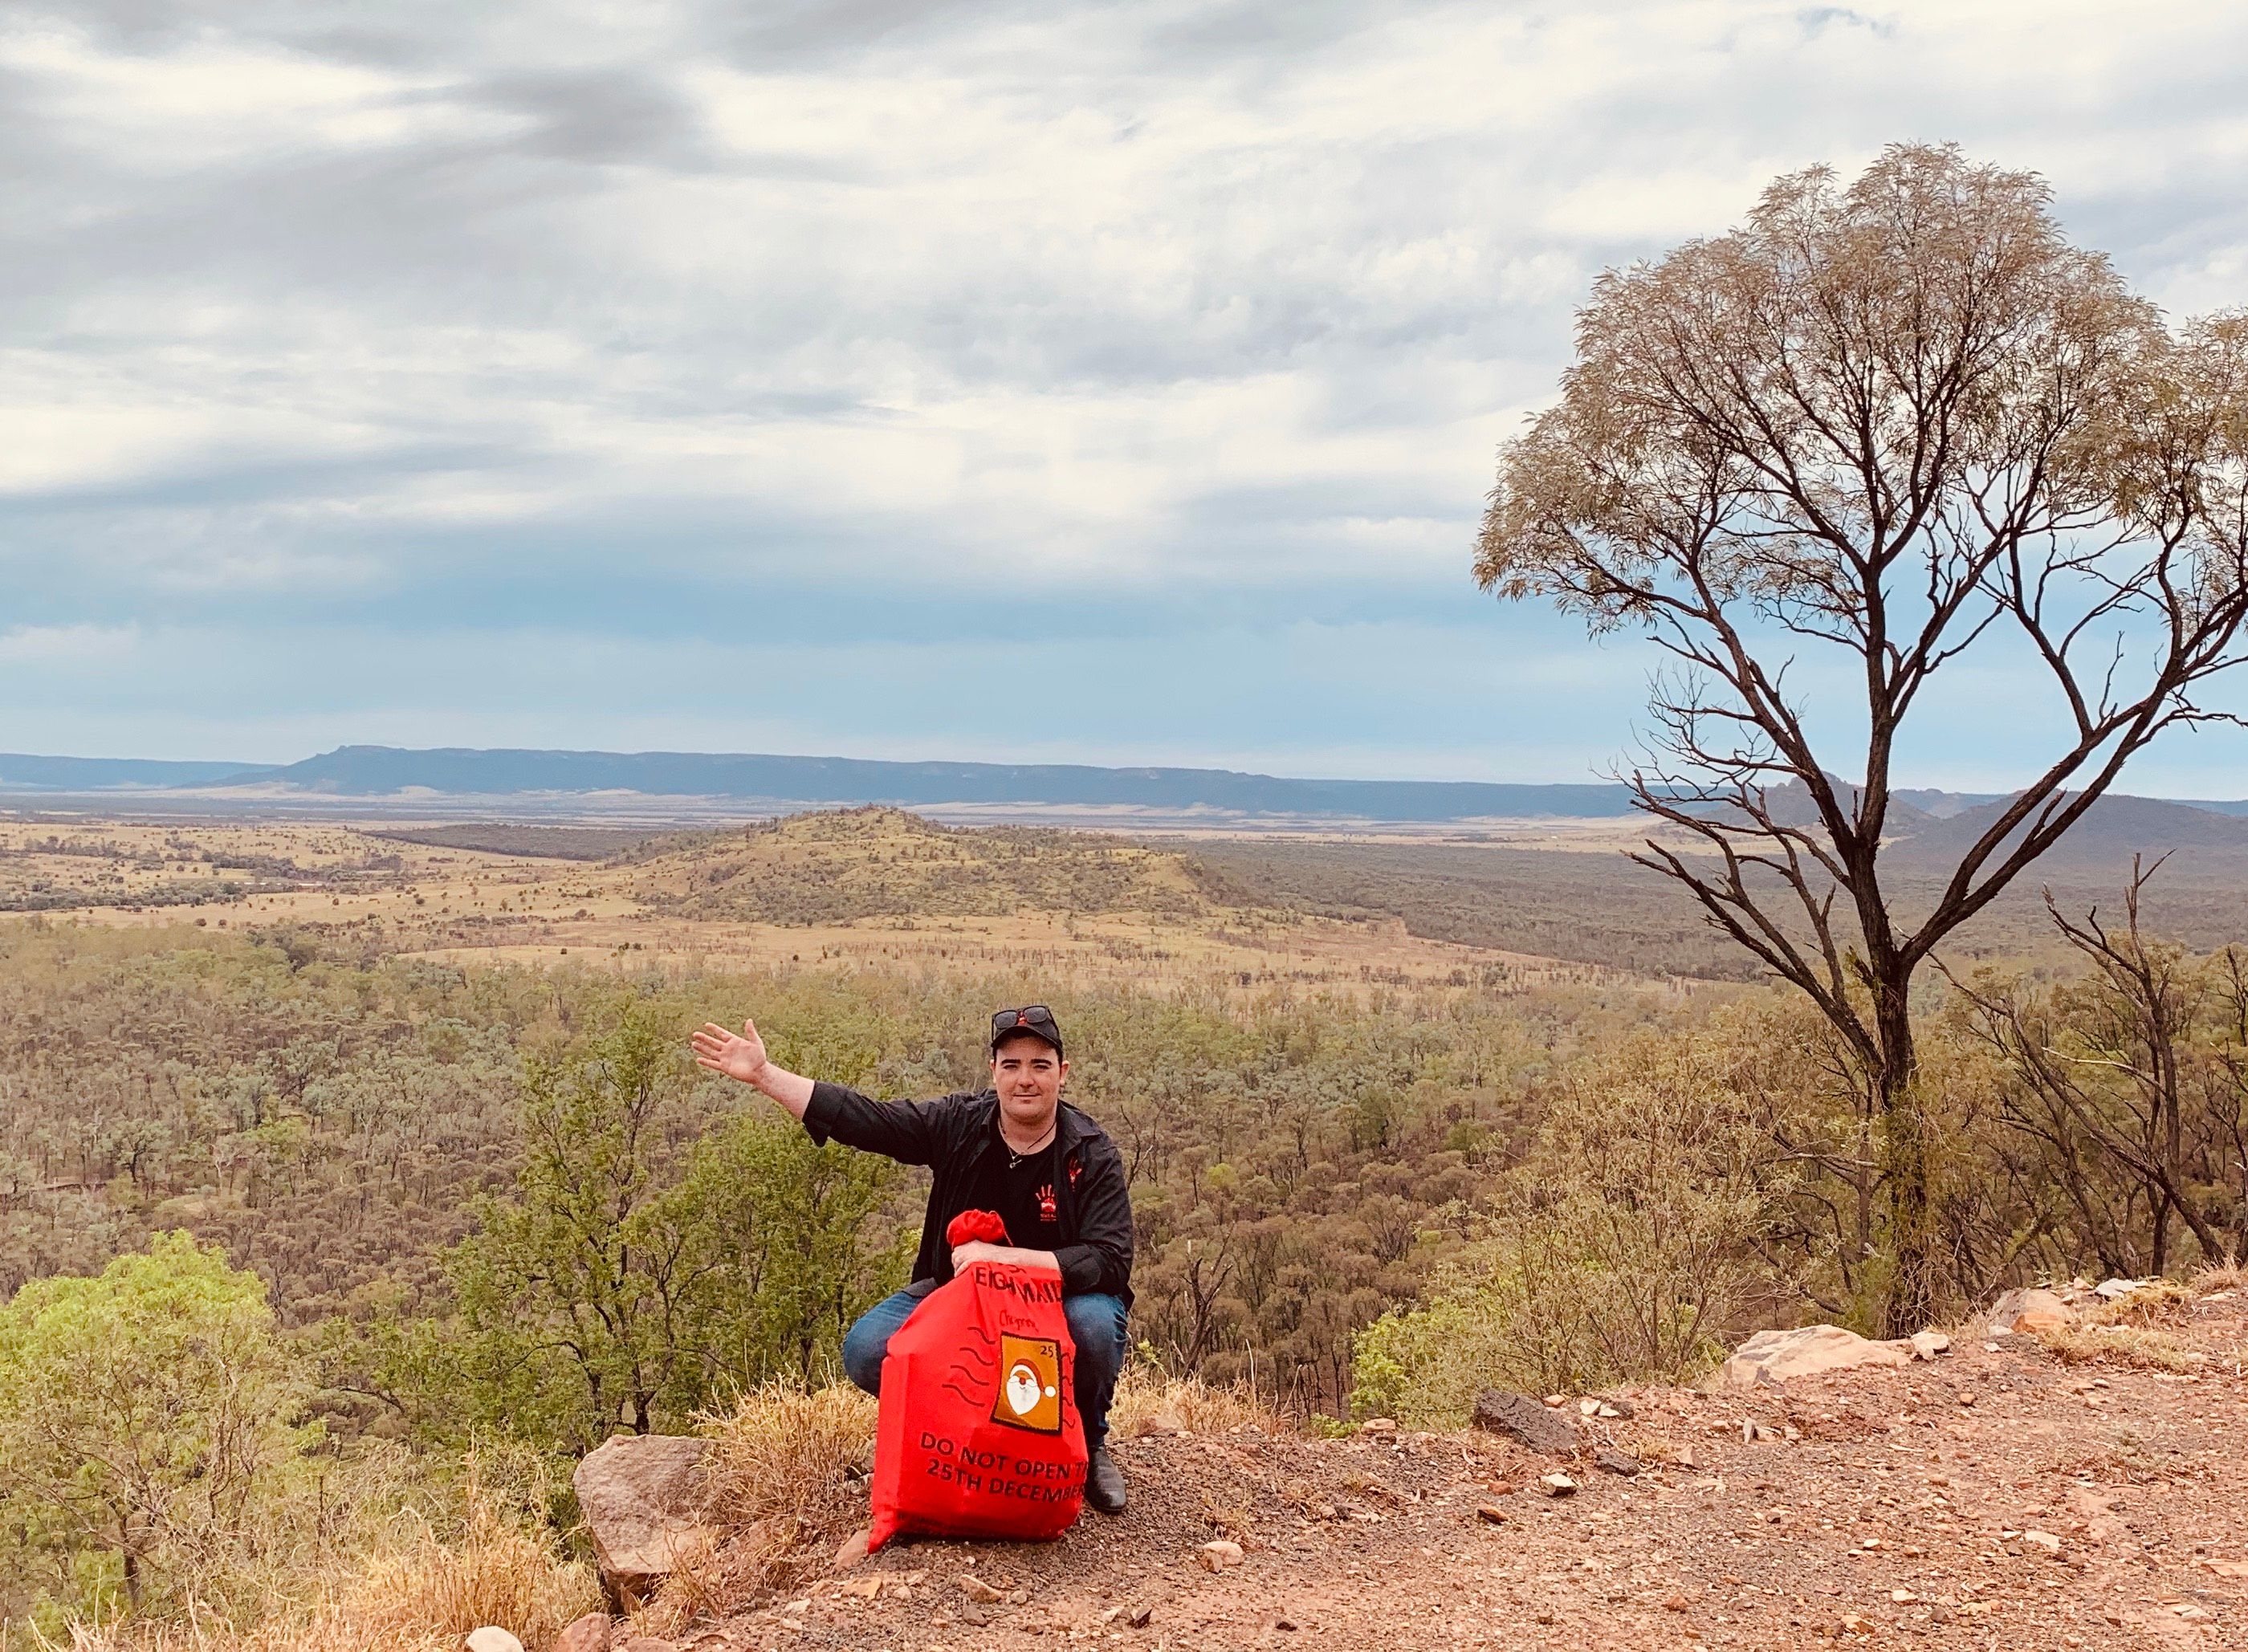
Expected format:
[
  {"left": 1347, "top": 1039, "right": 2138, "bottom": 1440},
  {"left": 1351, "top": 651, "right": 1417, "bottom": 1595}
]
[{"left": 1477, "top": 144, "right": 2248, "bottom": 1331}]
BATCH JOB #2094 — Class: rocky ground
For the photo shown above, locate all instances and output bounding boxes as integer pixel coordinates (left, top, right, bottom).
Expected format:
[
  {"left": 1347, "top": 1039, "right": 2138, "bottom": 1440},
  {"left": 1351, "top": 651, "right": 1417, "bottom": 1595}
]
[{"left": 609, "top": 1285, "right": 2248, "bottom": 1652}]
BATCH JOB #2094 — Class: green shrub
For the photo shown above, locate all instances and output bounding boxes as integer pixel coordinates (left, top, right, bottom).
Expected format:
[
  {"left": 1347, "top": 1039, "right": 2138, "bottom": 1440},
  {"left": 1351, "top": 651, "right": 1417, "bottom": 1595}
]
[
  {"left": 1351, "top": 1032, "right": 1799, "bottom": 1421},
  {"left": 0, "top": 1232, "right": 317, "bottom": 1622}
]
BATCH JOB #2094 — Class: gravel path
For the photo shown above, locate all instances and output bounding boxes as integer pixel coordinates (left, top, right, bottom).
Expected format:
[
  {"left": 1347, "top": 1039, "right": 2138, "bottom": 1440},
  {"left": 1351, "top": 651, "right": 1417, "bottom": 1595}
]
[{"left": 702, "top": 1292, "right": 2248, "bottom": 1650}]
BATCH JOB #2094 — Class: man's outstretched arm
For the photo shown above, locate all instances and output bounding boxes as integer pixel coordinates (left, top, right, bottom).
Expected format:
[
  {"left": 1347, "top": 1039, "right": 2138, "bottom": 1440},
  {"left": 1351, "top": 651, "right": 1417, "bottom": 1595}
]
[
  {"left": 693, "top": 1017, "right": 943, "bottom": 1165},
  {"left": 692, "top": 1018, "right": 815, "bottom": 1118}
]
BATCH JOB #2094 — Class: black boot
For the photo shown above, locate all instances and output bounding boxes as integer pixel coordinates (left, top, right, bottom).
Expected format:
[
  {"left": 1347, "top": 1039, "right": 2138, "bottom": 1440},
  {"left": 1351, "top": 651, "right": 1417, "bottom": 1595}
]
[{"left": 1085, "top": 1444, "right": 1128, "bottom": 1515}]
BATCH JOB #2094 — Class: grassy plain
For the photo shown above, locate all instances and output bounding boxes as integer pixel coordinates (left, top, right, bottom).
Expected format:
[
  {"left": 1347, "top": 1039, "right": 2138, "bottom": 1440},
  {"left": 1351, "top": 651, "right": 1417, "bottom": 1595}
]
[{"left": 0, "top": 808, "right": 1672, "bottom": 1001}]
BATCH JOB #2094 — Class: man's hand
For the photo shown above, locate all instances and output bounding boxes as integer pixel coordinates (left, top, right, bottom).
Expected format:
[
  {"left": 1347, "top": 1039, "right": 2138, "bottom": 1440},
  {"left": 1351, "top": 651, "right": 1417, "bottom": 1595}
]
[
  {"left": 690, "top": 1019, "right": 815, "bottom": 1118},
  {"left": 951, "top": 1239, "right": 1005, "bottom": 1272},
  {"left": 692, "top": 1018, "right": 769, "bottom": 1084},
  {"left": 951, "top": 1239, "right": 1061, "bottom": 1274}
]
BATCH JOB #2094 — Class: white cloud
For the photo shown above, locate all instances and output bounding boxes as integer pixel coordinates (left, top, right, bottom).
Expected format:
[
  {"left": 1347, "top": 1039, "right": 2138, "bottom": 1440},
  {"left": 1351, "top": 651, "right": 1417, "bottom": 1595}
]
[
  {"left": 3, "top": 0, "right": 2247, "bottom": 781},
  {"left": 0, "top": 623, "right": 139, "bottom": 664}
]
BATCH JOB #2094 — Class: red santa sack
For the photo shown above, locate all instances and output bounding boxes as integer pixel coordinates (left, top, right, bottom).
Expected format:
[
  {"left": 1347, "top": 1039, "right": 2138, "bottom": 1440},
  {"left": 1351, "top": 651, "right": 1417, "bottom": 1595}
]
[{"left": 866, "top": 1210, "right": 1088, "bottom": 1551}]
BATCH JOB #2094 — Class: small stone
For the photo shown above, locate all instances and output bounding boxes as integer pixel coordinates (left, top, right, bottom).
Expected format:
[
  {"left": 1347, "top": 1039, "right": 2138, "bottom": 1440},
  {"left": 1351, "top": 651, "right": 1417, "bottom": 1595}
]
[
  {"left": 2022, "top": 1530, "right": 2063, "bottom": 1554},
  {"left": 619, "top": 1639, "right": 675, "bottom": 1652},
  {"left": 1140, "top": 1410, "right": 1188, "bottom": 1437},
  {"left": 1358, "top": 1417, "right": 1398, "bottom": 1437},
  {"left": 1603, "top": 1397, "right": 1636, "bottom": 1418},
  {"left": 1578, "top": 1398, "right": 1600, "bottom": 1416},
  {"left": 1472, "top": 1390, "right": 1580, "bottom": 1456},
  {"left": 1123, "top": 1605, "right": 1153, "bottom": 1628},
  {"left": 1956, "top": 1391, "right": 1977, "bottom": 1407},
  {"left": 1593, "top": 1447, "right": 1642, "bottom": 1477},
  {"left": 466, "top": 1631, "right": 525, "bottom": 1652},
  {"left": 1891, "top": 1589, "right": 1920, "bottom": 1604},
  {"left": 1663, "top": 1594, "right": 1690, "bottom": 1613},
  {"left": 957, "top": 1575, "right": 1004, "bottom": 1604},
  {"left": 1986, "top": 1288, "right": 2074, "bottom": 1336},
  {"left": 1199, "top": 1540, "right": 1245, "bottom": 1572},
  {"left": 1275, "top": 1619, "right": 1298, "bottom": 1632},
  {"left": 1910, "top": 1330, "right": 1951, "bottom": 1361},
  {"left": 1540, "top": 1473, "right": 1578, "bottom": 1497},
  {"left": 1841, "top": 1614, "right": 1877, "bottom": 1637},
  {"left": 554, "top": 1615, "right": 613, "bottom": 1652},
  {"left": 1476, "top": 1503, "right": 1509, "bottom": 1524},
  {"left": 842, "top": 1577, "right": 882, "bottom": 1599},
  {"left": 959, "top": 1605, "right": 990, "bottom": 1627},
  {"left": 1005, "top": 1589, "right": 1029, "bottom": 1606},
  {"left": 833, "top": 1527, "right": 871, "bottom": 1570}
]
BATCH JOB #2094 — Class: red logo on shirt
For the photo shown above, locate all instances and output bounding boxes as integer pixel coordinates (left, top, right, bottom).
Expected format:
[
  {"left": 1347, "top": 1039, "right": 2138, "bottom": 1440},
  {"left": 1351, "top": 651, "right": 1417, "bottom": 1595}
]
[
  {"left": 1065, "top": 1154, "right": 1082, "bottom": 1188},
  {"left": 1036, "top": 1184, "right": 1058, "bottom": 1223}
]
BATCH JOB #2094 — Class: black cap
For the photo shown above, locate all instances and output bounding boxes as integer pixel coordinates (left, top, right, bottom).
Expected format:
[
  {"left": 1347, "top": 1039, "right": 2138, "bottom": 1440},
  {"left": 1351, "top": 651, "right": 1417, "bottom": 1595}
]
[{"left": 990, "top": 1004, "right": 1063, "bottom": 1056}]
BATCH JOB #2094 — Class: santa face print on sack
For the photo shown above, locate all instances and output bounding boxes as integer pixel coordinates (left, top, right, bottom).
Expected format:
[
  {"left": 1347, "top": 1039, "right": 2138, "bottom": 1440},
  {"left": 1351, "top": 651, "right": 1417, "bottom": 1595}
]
[{"left": 994, "top": 1333, "right": 1064, "bottom": 1433}]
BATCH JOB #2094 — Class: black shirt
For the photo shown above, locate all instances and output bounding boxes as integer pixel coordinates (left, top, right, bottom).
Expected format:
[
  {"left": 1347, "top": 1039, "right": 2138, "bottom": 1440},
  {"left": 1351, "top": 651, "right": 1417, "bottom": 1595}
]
[
  {"left": 801, "top": 1081, "right": 1134, "bottom": 1303},
  {"left": 988, "top": 1124, "right": 1065, "bottom": 1255}
]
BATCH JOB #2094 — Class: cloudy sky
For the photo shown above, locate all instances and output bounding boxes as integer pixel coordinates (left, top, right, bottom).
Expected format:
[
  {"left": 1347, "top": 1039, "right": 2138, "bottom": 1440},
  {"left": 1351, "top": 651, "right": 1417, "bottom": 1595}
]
[{"left": 7, "top": 1, "right": 2248, "bottom": 788}]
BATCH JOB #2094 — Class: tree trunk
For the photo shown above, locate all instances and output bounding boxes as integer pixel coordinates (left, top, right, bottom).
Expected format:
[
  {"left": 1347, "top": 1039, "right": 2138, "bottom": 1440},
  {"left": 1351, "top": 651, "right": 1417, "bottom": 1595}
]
[{"left": 1875, "top": 982, "right": 1936, "bottom": 1337}]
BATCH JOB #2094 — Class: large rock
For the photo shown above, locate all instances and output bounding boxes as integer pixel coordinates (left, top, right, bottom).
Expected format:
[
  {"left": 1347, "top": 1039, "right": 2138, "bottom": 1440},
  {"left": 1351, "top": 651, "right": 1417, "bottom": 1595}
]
[
  {"left": 1987, "top": 1288, "right": 2075, "bottom": 1336},
  {"left": 1470, "top": 1390, "right": 1579, "bottom": 1456},
  {"left": 572, "top": 1434, "right": 715, "bottom": 1611},
  {"left": 1717, "top": 1325, "right": 1911, "bottom": 1390}
]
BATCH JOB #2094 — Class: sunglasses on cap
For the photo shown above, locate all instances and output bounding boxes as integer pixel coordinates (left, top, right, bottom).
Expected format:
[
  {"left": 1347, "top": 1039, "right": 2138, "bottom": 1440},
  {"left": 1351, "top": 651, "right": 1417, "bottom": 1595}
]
[{"left": 990, "top": 1005, "right": 1062, "bottom": 1052}]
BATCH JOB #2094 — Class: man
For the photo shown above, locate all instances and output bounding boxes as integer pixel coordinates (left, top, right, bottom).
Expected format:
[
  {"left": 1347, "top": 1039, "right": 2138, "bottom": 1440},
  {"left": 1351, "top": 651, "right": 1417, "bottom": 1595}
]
[{"left": 691, "top": 1003, "right": 1134, "bottom": 1515}]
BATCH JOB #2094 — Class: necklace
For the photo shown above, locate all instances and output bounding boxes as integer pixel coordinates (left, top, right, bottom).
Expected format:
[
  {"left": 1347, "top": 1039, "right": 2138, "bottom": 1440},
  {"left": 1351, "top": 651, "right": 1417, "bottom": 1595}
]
[{"left": 1004, "top": 1125, "right": 1056, "bottom": 1170}]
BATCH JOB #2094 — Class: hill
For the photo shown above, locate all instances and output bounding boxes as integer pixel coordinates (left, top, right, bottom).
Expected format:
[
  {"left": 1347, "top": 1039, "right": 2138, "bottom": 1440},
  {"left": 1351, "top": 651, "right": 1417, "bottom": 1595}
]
[
  {"left": 625, "top": 807, "right": 1220, "bottom": 925},
  {"left": 1890, "top": 791, "right": 2248, "bottom": 872}
]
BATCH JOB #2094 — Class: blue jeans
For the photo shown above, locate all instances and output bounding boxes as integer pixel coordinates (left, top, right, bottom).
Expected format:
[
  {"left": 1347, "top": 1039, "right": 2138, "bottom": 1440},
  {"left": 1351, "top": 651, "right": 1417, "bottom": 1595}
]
[{"left": 843, "top": 1288, "right": 1130, "bottom": 1448}]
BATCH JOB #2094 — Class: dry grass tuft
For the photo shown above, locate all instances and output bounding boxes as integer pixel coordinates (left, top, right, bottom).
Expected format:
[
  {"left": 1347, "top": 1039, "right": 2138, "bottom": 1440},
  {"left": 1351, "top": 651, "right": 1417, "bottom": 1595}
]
[
  {"left": 703, "top": 1381, "right": 878, "bottom": 1540},
  {"left": 2191, "top": 1259, "right": 2248, "bottom": 1296},
  {"left": 2034, "top": 1320, "right": 2202, "bottom": 1372},
  {"left": 1109, "top": 1369, "right": 1288, "bottom": 1438},
  {"left": 645, "top": 1381, "right": 880, "bottom": 1621},
  {"left": 2087, "top": 1280, "right": 2194, "bottom": 1328},
  {"left": 344, "top": 1499, "right": 603, "bottom": 1648},
  {"left": 25, "top": 1467, "right": 599, "bottom": 1652}
]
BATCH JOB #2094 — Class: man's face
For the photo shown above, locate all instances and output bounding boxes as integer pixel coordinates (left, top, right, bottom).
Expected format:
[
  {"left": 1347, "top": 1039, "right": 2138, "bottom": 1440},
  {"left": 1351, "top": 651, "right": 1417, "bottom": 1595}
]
[{"left": 991, "top": 1034, "right": 1067, "bottom": 1132}]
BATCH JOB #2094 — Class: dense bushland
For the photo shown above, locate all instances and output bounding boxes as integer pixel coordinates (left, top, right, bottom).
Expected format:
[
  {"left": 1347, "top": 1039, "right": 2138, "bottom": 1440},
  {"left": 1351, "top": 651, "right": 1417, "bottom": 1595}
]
[
  {"left": 1350, "top": 907, "right": 2248, "bottom": 1424},
  {"left": 12, "top": 873, "right": 2248, "bottom": 1638}
]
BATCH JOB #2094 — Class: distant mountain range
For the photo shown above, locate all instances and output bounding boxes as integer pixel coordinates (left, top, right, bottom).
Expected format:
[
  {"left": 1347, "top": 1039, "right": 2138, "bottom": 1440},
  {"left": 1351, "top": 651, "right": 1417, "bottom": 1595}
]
[
  {"left": 0, "top": 746, "right": 1646, "bottom": 821},
  {"left": 2, "top": 745, "right": 2246, "bottom": 835},
  {"left": 0, "top": 754, "right": 267, "bottom": 791}
]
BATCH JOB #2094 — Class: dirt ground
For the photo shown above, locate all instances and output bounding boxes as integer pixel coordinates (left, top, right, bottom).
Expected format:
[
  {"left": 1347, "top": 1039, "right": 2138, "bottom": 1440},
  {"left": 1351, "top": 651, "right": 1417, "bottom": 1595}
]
[{"left": 699, "top": 1290, "right": 2248, "bottom": 1650}]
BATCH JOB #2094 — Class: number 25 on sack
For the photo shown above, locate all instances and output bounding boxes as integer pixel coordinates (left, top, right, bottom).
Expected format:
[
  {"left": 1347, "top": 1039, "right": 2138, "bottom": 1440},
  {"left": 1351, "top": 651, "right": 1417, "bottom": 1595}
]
[{"left": 866, "top": 1217, "right": 1088, "bottom": 1550}]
